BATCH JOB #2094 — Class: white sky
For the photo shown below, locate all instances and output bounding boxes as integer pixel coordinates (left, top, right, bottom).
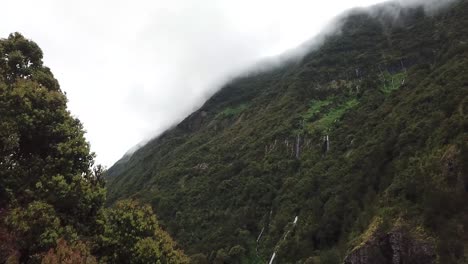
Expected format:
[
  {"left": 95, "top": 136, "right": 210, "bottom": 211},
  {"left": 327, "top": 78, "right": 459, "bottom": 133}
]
[{"left": 1, "top": 0, "right": 395, "bottom": 166}]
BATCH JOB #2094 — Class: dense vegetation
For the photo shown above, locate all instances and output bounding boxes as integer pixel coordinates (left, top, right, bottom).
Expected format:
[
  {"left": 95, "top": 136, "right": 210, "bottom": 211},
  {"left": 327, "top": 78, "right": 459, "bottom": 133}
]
[
  {"left": 0, "top": 33, "right": 188, "bottom": 263},
  {"left": 107, "top": 1, "right": 468, "bottom": 263}
]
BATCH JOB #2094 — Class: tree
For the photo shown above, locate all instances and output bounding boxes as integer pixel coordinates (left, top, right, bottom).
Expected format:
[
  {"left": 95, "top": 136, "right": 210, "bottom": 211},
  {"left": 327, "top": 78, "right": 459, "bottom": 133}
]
[
  {"left": 0, "top": 33, "right": 100, "bottom": 263},
  {"left": 97, "top": 199, "right": 189, "bottom": 264},
  {"left": 0, "top": 32, "right": 105, "bottom": 232},
  {"left": 5, "top": 201, "right": 63, "bottom": 263},
  {"left": 0, "top": 32, "right": 187, "bottom": 263},
  {"left": 41, "top": 239, "right": 97, "bottom": 264}
]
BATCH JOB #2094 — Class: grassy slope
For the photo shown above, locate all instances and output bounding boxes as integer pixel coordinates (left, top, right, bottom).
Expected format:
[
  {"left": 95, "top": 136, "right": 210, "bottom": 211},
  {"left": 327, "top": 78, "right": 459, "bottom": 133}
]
[{"left": 107, "top": 1, "right": 468, "bottom": 263}]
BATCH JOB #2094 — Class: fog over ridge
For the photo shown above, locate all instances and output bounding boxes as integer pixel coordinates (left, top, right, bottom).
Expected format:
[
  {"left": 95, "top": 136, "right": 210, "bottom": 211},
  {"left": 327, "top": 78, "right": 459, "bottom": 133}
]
[
  {"left": 0, "top": 0, "right": 458, "bottom": 166},
  {"left": 125, "top": 0, "right": 458, "bottom": 158}
]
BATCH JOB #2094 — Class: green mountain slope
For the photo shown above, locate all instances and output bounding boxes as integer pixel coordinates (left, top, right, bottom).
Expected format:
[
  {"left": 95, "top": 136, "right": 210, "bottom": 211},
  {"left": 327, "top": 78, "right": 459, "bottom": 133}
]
[{"left": 107, "top": 1, "right": 468, "bottom": 263}]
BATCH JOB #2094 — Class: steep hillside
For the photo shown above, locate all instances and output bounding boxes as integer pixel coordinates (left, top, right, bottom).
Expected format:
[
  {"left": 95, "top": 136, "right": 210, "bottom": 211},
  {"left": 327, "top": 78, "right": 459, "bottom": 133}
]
[{"left": 107, "top": 1, "right": 468, "bottom": 263}]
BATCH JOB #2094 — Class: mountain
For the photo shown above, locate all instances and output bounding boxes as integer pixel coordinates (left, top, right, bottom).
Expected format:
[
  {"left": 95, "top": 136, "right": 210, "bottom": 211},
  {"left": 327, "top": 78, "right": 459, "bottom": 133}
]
[{"left": 106, "top": 1, "right": 468, "bottom": 263}]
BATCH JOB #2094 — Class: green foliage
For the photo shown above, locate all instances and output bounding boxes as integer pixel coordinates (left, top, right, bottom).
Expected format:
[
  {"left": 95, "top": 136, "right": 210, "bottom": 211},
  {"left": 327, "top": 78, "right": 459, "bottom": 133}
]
[
  {"left": 218, "top": 103, "right": 249, "bottom": 118},
  {"left": 319, "top": 249, "right": 341, "bottom": 264},
  {"left": 303, "top": 99, "right": 332, "bottom": 121},
  {"left": 191, "top": 253, "right": 209, "bottom": 264},
  {"left": 0, "top": 226, "right": 18, "bottom": 263},
  {"left": 305, "top": 97, "right": 359, "bottom": 134},
  {"left": 379, "top": 71, "right": 407, "bottom": 94},
  {"left": 0, "top": 32, "right": 44, "bottom": 83},
  {"left": 213, "top": 249, "right": 228, "bottom": 264},
  {"left": 0, "top": 32, "right": 103, "bottom": 215},
  {"left": 0, "top": 33, "right": 187, "bottom": 263},
  {"left": 41, "top": 239, "right": 97, "bottom": 264},
  {"left": 227, "top": 245, "right": 247, "bottom": 263},
  {"left": 97, "top": 199, "right": 189, "bottom": 264},
  {"left": 0, "top": 33, "right": 107, "bottom": 262},
  {"left": 5, "top": 201, "right": 68, "bottom": 262}
]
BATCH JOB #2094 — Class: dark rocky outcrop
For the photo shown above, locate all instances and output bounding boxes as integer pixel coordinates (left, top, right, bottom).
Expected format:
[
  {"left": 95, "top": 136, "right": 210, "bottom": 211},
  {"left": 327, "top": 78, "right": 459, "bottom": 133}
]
[
  {"left": 344, "top": 228, "right": 436, "bottom": 264},
  {"left": 179, "top": 110, "right": 209, "bottom": 132}
]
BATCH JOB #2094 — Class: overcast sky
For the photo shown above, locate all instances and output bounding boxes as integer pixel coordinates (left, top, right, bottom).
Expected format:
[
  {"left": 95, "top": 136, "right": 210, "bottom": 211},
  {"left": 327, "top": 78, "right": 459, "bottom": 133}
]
[{"left": 2, "top": 0, "right": 425, "bottom": 166}]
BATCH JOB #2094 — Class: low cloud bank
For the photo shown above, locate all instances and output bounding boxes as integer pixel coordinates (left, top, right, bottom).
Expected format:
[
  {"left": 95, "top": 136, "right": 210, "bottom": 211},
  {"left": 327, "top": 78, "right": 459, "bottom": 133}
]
[{"left": 123, "top": 0, "right": 459, "bottom": 161}]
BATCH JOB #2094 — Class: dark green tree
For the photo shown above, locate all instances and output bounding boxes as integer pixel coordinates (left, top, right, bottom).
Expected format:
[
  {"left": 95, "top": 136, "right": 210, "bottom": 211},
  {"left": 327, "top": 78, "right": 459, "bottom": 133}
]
[
  {"left": 0, "top": 32, "right": 105, "bottom": 263},
  {"left": 97, "top": 199, "right": 189, "bottom": 264},
  {"left": 0, "top": 32, "right": 103, "bottom": 209},
  {"left": 0, "top": 33, "right": 188, "bottom": 263}
]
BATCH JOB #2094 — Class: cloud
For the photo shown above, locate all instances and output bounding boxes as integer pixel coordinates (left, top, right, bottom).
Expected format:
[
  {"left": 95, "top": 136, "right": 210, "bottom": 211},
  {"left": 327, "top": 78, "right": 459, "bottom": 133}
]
[{"left": 0, "top": 0, "right": 457, "bottom": 166}]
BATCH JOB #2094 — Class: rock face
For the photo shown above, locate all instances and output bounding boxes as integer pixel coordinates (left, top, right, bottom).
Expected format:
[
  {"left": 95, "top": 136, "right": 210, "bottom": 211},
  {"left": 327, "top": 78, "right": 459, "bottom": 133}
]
[
  {"left": 182, "top": 110, "right": 208, "bottom": 132},
  {"left": 344, "top": 229, "right": 436, "bottom": 264}
]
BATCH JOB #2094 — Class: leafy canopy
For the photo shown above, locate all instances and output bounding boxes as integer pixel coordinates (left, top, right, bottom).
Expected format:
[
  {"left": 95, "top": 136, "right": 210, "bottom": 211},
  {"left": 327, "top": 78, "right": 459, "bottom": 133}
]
[{"left": 0, "top": 33, "right": 188, "bottom": 263}]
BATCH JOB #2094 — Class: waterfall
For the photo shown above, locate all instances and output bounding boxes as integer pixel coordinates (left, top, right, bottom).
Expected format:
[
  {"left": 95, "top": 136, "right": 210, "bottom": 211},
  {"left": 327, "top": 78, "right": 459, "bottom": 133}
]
[
  {"left": 257, "top": 227, "right": 264, "bottom": 242},
  {"left": 326, "top": 135, "right": 330, "bottom": 152},
  {"left": 323, "top": 135, "right": 330, "bottom": 154},
  {"left": 295, "top": 135, "right": 301, "bottom": 159},
  {"left": 269, "top": 252, "right": 276, "bottom": 264}
]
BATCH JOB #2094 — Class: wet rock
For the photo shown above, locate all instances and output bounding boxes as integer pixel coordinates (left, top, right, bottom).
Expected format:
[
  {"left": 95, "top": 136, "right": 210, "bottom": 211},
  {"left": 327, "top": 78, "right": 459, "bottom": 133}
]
[
  {"left": 193, "top": 163, "right": 209, "bottom": 170},
  {"left": 179, "top": 110, "right": 209, "bottom": 132},
  {"left": 441, "top": 145, "right": 460, "bottom": 187},
  {"left": 344, "top": 228, "right": 436, "bottom": 264}
]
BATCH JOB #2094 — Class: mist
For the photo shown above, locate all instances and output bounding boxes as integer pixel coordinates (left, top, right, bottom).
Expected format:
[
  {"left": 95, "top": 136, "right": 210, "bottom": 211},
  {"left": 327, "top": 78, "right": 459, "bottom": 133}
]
[{"left": 0, "top": 0, "right": 459, "bottom": 166}]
